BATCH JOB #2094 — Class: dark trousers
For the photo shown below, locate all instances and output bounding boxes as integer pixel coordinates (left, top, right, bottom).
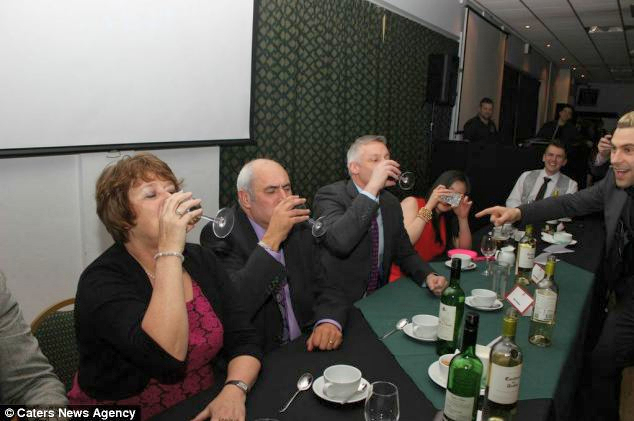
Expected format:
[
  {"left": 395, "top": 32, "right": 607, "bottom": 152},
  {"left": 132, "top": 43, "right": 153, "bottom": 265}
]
[{"left": 582, "top": 292, "right": 634, "bottom": 420}]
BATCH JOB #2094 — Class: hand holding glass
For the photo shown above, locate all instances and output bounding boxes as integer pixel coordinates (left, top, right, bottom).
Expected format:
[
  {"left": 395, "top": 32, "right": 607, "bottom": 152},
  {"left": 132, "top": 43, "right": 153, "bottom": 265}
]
[{"left": 188, "top": 205, "right": 234, "bottom": 238}]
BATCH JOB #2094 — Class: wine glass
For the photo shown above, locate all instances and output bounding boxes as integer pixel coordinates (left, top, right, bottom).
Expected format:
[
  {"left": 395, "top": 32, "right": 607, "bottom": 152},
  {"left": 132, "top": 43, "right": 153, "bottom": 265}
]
[
  {"left": 480, "top": 232, "right": 497, "bottom": 277},
  {"left": 190, "top": 206, "right": 235, "bottom": 238},
  {"left": 364, "top": 381, "right": 399, "bottom": 421},
  {"left": 397, "top": 171, "right": 415, "bottom": 190},
  {"left": 295, "top": 203, "right": 328, "bottom": 237}
]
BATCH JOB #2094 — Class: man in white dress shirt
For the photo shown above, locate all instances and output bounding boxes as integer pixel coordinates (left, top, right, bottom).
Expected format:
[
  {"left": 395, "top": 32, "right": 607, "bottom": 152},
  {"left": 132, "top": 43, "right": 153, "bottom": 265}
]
[{"left": 506, "top": 141, "right": 578, "bottom": 208}]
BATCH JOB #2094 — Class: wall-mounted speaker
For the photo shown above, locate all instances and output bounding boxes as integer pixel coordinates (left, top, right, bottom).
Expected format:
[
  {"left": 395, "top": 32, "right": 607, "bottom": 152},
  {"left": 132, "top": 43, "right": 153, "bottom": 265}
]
[{"left": 426, "top": 54, "right": 459, "bottom": 106}]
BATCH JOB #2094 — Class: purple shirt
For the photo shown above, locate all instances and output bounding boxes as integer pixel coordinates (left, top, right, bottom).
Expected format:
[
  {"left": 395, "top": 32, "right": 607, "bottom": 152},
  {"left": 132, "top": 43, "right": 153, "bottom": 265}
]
[{"left": 248, "top": 218, "right": 342, "bottom": 339}]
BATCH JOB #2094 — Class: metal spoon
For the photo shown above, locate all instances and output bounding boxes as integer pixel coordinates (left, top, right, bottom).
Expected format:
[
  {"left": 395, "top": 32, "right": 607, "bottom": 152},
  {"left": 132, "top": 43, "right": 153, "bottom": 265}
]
[
  {"left": 381, "top": 318, "right": 408, "bottom": 340},
  {"left": 279, "top": 372, "right": 313, "bottom": 413},
  {"left": 341, "top": 381, "right": 368, "bottom": 404}
]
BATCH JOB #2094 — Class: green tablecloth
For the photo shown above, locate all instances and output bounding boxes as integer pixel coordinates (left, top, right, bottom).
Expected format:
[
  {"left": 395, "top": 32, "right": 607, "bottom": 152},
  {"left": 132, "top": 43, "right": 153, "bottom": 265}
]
[{"left": 355, "top": 260, "right": 595, "bottom": 410}]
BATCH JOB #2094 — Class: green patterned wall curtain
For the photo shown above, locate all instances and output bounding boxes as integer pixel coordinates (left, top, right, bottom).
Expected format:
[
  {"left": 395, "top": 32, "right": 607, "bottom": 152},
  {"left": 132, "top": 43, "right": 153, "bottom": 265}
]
[{"left": 218, "top": 0, "right": 458, "bottom": 206}]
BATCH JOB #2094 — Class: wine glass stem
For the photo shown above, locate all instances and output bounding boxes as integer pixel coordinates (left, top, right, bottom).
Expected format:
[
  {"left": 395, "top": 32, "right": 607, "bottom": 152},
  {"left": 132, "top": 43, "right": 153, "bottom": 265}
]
[
  {"left": 487, "top": 257, "right": 493, "bottom": 274},
  {"left": 307, "top": 217, "right": 316, "bottom": 225},
  {"left": 200, "top": 215, "right": 217, "bottom": 223}
]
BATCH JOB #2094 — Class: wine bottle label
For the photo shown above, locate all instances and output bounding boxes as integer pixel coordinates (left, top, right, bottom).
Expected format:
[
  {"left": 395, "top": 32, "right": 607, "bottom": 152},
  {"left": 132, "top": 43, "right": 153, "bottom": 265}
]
[
  {"left": 487, "top": 363, "right": 523, "bottom": 404},
  {"left": 438, "top": 303, "right": 457, "bottom": 341},
  {"left": 533, "top": 289, "right": 557, "bottom": 322},
  {"left": 443, "top": 390, "right": 475, "bottom": 421},
  {"left": 517, "top": 246, "right": 535, "bottom": 269}
]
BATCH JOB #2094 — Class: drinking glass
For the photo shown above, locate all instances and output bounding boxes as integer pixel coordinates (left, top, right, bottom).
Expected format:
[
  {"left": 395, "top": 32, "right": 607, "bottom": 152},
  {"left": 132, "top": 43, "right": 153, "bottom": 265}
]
[
  {"left": 397, "top": 171, "right": 415, "bottom": 190},
  {"left": 364, "top": 381, "right": 399, "bottom": 421},
  {"left": 189, "top": 205, "right": 235, "bottom": 238},
  {"left": 295, "top": 203, "right": 327, "bottom": 237},
  {"left": 480, "top": 232, "right": 497, "bottom": 277},
  {"left": 491, "top": 261, "right": 511, "bottom": 299}
]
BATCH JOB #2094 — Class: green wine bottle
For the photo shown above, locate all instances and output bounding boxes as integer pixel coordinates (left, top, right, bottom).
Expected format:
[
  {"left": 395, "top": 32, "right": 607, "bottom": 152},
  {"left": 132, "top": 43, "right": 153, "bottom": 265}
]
[
  {"left": 484, "top": 308, "right": 523, "bottom": 419},
  {"left": 443, "top": 312, "right": 483, "bottom": 421},
  {"left": 529, "top": 254, "right": 559, "bottom": 347},
  {"left": 436, "top": 258, "right": 465, "bottom": 356}
]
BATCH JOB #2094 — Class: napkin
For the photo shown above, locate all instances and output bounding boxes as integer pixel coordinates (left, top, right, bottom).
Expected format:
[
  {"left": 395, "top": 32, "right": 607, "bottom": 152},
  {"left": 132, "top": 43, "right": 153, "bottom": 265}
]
[{"left": 542, "top": 244, "right": 573, "bottom": 254}]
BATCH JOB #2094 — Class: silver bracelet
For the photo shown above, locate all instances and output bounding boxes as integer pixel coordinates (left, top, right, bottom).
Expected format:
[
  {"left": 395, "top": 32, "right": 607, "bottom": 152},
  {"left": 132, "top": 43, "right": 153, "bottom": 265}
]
[
  {"left": 257, "top": 240, "right": 276, "bottom": 253},
  {"left": 153, "top": 251, "right": 185, "bottom": 262}
]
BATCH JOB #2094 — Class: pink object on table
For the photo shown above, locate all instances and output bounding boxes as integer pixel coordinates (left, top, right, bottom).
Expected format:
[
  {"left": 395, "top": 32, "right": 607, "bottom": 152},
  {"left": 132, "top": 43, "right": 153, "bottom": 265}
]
[{"left": 447, "top": 249, "right": 477, "bottom": 259}]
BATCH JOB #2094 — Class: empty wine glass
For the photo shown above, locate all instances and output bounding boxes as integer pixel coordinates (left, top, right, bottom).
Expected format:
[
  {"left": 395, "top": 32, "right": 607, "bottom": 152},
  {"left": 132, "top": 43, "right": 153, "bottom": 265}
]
[
  {"left": 364, "top": 381, "right": 399, "bottom": 421},
  {"left": 189, "top": 206, "right": 235, "bottom": 238},
  {"left": 480, "top": 232, "right": 497, "bottom": 277},
  {"left": 397, "top": 171, "right": 415, "bottom": 190}
]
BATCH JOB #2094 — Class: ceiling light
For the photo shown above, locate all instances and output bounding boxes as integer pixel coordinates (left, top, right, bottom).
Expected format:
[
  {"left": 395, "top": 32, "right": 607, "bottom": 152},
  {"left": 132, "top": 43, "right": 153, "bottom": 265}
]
[
  {"left": 546, "top": 43, "right": 551, "bottom": 48},
  {"left": 525, "top": 25, "right": 531, "bottom": 29},
  {"left": 587, "top": 25, "right": 624, "bottom": 34},
  {"left": 561, "top": 57, "right": 566, "bottom": 61},
  {"left": 581, "top": 74, "right": 585, "bottom": 78},
  {"left": 572, "top": 66, "right": 576, "bottom": 71}
]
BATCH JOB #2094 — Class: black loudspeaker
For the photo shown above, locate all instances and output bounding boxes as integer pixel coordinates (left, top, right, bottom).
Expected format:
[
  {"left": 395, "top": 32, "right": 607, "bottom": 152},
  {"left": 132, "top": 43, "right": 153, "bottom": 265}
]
[{"left": 426, "top": 54, "right": 459, "bottom": 106}]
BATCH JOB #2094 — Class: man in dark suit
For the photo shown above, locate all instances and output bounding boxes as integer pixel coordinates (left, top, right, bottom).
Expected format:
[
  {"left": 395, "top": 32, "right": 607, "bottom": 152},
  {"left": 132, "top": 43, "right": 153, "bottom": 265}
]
[
  {"left": 476, "top": 111, "right": 634, "bottom": 420},
  {"left": 313, "top": 135, "right": 447, "bottom": 303},
  {"left": 201, "top": 159, "right": 347, "bottom": 353}
]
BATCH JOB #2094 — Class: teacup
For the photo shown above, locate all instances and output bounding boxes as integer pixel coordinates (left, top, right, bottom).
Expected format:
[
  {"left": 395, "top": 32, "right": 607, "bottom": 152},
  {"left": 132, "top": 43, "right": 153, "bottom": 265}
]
[
  {"left": 438, "top": 353, "right": 456, "bottom": 378},
  {"left": 412, "top": 314, "right": 438, "bottom": 339},
  {"left": 323, "top": 365, "right": 362, "bottom": 399},
  {"left": 553, "top": 231, "right": 573, "bottom": 245},
  {"left": 452, "top": 253, "right": 473, "bottom": 269},
  {"left": 544, "top": 220, "right": 559, "bottom": 234},
  {"left": 476, "top": 344, "right": 491, "bottom": 388},
  {"left": 471, "top": 289, "right": 497, "bottom": 307}
]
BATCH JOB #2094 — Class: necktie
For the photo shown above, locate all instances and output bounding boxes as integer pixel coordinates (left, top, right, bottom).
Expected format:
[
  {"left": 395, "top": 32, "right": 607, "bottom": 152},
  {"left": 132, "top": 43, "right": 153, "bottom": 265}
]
[
  {"left": 367, "top": 217, "right": 380, "bottom": 293},
  {"left": 274, "top": 284, "right": 290, "bottom": 343},
  {"left": 534, "top": 177, "right": 551, "bottom": 201}
]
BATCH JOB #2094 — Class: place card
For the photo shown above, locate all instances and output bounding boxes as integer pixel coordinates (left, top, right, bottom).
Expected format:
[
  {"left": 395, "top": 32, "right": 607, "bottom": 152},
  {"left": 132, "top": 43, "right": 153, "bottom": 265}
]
[
  {"left": 506, "top": 285, "right": 534, "bottom": 315},
  {"left": 531, "top": 264, "right": 545, "bottom": 284},
  {"left": 535, "top": 253, "right": 561, "bottom": 265},
  {"left": 543, "top": 244, "right": 573, "bottom": 254}
]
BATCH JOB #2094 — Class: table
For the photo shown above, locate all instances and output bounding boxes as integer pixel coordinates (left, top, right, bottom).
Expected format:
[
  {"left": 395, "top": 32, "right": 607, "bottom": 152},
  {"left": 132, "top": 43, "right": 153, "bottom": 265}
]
[
  {"left": 357, "top": 258, "right": 595, "bottom": 420},
  {"left": 151, "top": 217, "right": 601, "bottom": 421}
]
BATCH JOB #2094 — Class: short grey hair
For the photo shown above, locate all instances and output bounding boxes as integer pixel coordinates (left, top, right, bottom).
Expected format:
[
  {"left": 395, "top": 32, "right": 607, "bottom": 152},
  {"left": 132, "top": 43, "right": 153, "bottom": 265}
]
[
  {"left": 346, "top": 135, "right": 387, "bottom": 166},
  {"left": 236, "top": 160, "right": 255, "bottom": 199}
]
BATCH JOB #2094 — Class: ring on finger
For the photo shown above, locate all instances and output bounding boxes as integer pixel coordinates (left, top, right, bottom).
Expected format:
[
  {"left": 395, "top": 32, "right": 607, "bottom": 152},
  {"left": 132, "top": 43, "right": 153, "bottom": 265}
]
[
  {"left": 328, "top": 340, "right": 334, "bottom": 345},
  {"left": 175, "top": 208, "right": 185, "bottom": 217}
]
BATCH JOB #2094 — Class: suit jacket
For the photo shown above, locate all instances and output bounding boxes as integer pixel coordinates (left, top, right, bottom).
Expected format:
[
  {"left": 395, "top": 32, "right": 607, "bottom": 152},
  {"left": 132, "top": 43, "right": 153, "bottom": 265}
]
[
  {"left": 518, "top": 170, "right": 629, "bottom": 299},
  {"left": 0, "top": 271, "right": 67, "bottom": 405},
  {"left": 201, "top": 206, "right": 348, "bottom": 353},
  {"left": 313, "top": 180, "right": 433, "bottom": 303}
]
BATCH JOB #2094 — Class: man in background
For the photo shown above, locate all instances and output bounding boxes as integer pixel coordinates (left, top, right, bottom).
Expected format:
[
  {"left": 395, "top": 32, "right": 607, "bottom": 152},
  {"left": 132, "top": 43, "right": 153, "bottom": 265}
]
[
  {"left": 506, "top": 140, "right": 578, "bottom": 208},
  {"left": 463, "top": 97, "right": 499, "bottom": 144}
]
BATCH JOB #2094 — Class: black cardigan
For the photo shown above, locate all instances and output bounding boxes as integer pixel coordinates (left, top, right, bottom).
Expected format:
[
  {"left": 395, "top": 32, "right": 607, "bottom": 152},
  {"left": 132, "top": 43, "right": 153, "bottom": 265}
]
[{"left": 74, "top": 243, "right": 262, "bottom": 400}]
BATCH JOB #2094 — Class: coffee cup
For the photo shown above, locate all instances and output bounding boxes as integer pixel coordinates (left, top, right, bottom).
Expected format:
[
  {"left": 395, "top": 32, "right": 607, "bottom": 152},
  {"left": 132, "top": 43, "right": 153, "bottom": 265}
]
[
  {"left": 545, "top": 220, "right": 558, "bottom": 234},
  {"left": 553, "top": 231, "right": 573, "bottom": 245},
  {"left": 438, "top": 353, "right": 456, "bottom": 378},
  {"left": 322, "top": 365, "right": 362, "bottom": 399},
  {"left": 452, "top": 253, "right": 473, "bottom": 269},
  {"left": 412, "top": 314, "right": 438, "bottom": 339},
  {"left": 471, "top": 289, "right": 497, "bottom": 307}
]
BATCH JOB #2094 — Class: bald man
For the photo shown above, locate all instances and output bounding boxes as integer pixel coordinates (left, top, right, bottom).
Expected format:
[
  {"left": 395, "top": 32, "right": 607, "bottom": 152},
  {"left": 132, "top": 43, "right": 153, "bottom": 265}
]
[{"left": 201, "top": 159, "right": 348, "bottom": 353}]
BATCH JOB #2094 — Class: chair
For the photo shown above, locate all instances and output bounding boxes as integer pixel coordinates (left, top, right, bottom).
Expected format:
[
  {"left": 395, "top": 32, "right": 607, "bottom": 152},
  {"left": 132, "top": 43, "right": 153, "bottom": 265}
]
[
  {"left": 621, "top": 366, "right": 634, "bottom": 421},
  {"left": 31, "top": 298, "right": 78, "bottom": 392}
]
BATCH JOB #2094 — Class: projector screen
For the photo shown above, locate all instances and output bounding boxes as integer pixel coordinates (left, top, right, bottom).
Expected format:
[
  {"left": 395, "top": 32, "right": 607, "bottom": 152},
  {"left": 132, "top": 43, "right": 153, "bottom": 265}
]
[{"left": 0, "top": 0, "right": 254, "bottom": 156}]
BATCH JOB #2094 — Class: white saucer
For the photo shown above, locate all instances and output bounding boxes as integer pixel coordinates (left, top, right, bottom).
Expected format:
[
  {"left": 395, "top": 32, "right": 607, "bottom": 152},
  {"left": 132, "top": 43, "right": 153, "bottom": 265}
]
[
  {"left": 541, "top": 233, "right": 577, "bottom": 246},
  {"left": 427, "top": 361, "right": 448, "bottom": 388},
  {"left": 428, "top": 361, "right": 486, "bottom": 396},
  {"left": 444, "top": 260, "right": 477, "bottom": 271},
  {"left": 465, "top": 296, "right": 503, "bottom": 311},
  {"left": 312, "top": 376, "right": 370, "bottom": 404},
  {"left": 402, "top": 323, "right": 437, "bottom": 342}
]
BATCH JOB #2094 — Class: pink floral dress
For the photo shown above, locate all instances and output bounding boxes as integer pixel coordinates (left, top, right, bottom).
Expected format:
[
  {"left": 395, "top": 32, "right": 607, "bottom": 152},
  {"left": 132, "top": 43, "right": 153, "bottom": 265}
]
[{"left": 68, "top": 281, "right": 224, "bottom": 420}]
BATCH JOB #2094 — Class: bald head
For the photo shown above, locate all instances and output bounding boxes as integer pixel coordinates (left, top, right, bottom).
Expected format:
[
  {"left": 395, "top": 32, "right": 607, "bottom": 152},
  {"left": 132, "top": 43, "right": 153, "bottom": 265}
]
[{"left": 237, "top": 159, "right": 292, "bottom": 227}]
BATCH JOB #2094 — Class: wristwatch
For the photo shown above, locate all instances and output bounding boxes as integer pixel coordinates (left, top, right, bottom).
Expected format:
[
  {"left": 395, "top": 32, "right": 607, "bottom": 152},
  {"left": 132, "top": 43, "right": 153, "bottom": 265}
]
[{"left": 224, "top": 379, "right": 249, "bottom": 394}]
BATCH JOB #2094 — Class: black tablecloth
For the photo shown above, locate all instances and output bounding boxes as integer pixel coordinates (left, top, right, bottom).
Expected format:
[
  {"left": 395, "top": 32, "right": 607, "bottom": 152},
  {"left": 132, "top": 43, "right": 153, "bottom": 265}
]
[{"left": 150, "top": 308, "right": 438, "bottom": 421}]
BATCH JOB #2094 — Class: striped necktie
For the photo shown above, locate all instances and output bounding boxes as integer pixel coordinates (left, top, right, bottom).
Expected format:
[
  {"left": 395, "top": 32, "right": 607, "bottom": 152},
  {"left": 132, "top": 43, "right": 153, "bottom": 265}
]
[{"left": 367, "top": 217, "right": 380, "bottom": 293}]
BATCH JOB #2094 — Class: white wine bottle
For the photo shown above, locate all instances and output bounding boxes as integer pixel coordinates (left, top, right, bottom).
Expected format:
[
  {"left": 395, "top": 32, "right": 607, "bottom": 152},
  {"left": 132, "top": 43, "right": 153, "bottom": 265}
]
[
  {"left": 529, "top": 254, "right": 559, "bottom": 347},
  {"left": 515, "top": 225, "right": 535, "bottom": 286},
  {"left": 484, "top": 308, "right": 523, "bottom": 420}
]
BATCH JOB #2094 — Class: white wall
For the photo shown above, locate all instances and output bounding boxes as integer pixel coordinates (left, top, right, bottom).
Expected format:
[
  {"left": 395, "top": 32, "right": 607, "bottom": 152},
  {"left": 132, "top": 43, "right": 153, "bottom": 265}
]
[
  {"left": 575, "top": 83, "right": 634, "bottom": 117},
  {"left": 551, "top": 68, "right": 572, "bottom": 120},
  {"left": 0, "top": 147, "right": 219, "bottom": 322},
  {"left": 369, "top": 0, "right": 464, "bottom": 40}
]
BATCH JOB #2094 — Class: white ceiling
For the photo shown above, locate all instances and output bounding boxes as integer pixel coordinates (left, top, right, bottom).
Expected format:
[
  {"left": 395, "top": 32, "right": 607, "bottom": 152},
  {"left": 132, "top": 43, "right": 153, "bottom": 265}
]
[{"left": 473, "top": 0, "right": 634, "bottom": 83}]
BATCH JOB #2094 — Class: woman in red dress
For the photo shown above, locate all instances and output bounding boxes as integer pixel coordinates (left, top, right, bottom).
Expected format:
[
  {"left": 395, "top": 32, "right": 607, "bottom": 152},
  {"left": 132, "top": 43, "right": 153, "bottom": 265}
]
[{"left": 390, "top": 170, "right": 473, "bottom": 281}]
